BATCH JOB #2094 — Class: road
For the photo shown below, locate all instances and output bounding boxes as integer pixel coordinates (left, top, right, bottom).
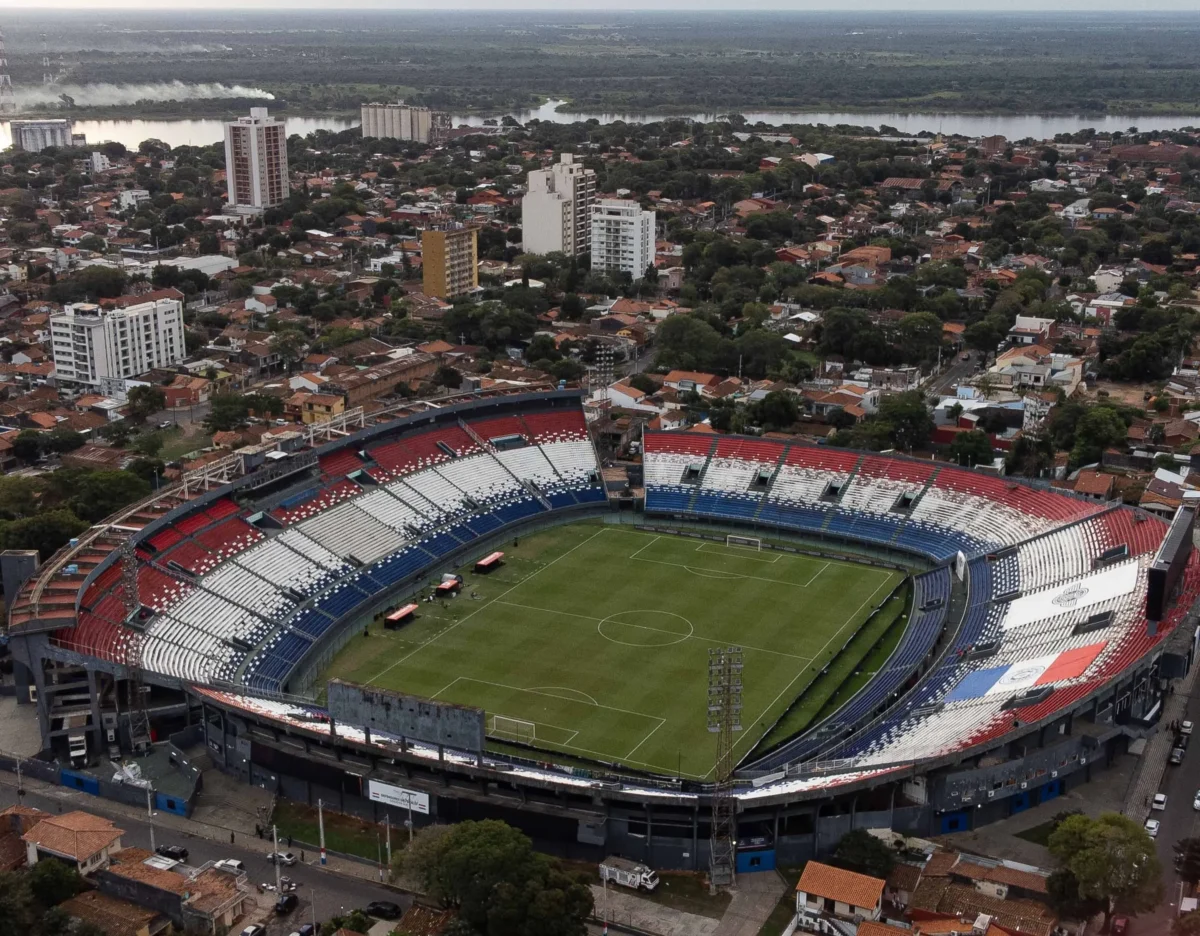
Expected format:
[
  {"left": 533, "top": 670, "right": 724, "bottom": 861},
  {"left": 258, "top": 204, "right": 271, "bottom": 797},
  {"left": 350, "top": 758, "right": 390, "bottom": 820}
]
[
  {"left": 1145, "top": 694, "right": 1200, "bottom": 928},
  {"left": 0, "top": 779, "right": 409, "bottom": 936},
  {"left": 924, "top": 350, "right": 978, "bottom": 398}
]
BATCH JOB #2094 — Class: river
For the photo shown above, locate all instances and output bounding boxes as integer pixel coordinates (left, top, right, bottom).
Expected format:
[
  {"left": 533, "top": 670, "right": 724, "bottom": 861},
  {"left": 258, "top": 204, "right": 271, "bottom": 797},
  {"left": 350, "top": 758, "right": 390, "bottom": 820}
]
[{"left": 6, "top": 104, "right": 1200, "bottom": 151}]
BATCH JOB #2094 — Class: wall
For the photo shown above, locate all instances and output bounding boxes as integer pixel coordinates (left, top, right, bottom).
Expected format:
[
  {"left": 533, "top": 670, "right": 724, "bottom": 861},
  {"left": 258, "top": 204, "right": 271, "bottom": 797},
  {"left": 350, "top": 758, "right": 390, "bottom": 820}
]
[{"left": 326, "top": 680, "right": 485, "bottom": 752}]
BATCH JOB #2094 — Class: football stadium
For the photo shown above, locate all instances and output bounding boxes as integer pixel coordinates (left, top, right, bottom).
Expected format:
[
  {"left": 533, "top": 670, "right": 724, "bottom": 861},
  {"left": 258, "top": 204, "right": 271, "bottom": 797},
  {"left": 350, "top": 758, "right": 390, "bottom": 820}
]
[{"left": 5, "top": 388, "right": 1199, "bottom": 873}]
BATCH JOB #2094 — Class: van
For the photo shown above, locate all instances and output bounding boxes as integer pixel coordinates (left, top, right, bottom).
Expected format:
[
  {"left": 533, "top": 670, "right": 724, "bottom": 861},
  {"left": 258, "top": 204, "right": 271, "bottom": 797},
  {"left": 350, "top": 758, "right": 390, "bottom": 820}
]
[{"left": 214, "top": 859, "right": 245, "bottom": 873}]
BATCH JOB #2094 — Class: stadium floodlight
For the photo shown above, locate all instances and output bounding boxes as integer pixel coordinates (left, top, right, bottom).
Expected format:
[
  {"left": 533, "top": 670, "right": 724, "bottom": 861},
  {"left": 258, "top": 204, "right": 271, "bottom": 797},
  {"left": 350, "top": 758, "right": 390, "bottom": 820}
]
[{"left": 707, "top": 646, "right": 742, "bottom": 892}]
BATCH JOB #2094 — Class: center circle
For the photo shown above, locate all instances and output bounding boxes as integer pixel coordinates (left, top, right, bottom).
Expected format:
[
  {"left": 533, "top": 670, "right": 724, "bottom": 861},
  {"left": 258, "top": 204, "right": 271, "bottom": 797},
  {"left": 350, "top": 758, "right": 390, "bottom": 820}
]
[{"left": 597, "top": 610, "right": 694, "bottom": 647}]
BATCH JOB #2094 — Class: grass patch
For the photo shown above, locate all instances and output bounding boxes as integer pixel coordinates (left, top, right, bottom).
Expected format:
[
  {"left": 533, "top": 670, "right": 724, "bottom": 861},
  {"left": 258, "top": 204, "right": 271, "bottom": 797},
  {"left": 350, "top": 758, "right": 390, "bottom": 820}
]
[
  {"left": 562, "top": 860, "right": 730, "bottom": 920},
  {"left": 757, "top": 582, "right": 910, "bottom": 750},
  {"left": 270, "top": 799, "right": 383, "bottom": 862},
  {"left": 319, "top": 523, "right": 901, "bottom": 779}
]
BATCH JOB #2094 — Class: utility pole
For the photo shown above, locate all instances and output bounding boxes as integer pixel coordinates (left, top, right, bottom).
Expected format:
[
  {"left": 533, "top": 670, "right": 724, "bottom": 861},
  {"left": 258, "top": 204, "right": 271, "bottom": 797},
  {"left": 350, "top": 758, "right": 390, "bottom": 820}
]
[
  {"left": 145, "top": 786, "right": 156, "bottom": 853},
  {"left": 311, "top": 887, "right": 318, "bottom": 932},
  {"left": 318, "top": 798, "right": 326, "bottom": 865},
  {"left": 273, "top": 825, "right": 282, "bottom": 892},
  {"left": 385, "top": 813, "right": 391, "bottom": 867}
]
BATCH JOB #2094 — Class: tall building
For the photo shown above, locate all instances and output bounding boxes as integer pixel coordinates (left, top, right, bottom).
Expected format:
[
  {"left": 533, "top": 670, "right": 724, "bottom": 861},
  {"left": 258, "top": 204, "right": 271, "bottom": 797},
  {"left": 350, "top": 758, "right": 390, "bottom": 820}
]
[
  {"left": 50, "top": 298, "right": 185, "bottom": 393},
  {"left": 361, "top": 103, "right": 449, "bottom": 144},
  {"left": 223, "top": 108, "right": 289, "bottom": 213},
  {"left": 0, "top": 29, "right": 14, "bottom": 116},
  {"left": 422, "top": 226, "right": 478, "bottom": 300},
  {"left": 521, "top": 154, "right": 597, "bottom": 257},
  {"left": 590, "top": 200, "right": 656, "bottom": 280},
  {"left": 11, "top": 119, "right": 79, "bottom": 153}
]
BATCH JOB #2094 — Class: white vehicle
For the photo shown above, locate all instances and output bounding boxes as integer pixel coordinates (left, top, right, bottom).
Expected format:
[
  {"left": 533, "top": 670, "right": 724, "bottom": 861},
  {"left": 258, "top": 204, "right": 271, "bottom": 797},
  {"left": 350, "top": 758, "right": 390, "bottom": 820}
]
[
  {"left": 1152, "top": 793, "right": 1168, "bottom": 811},
  {"left": 214, "top": 859, "right": 246, "bottom": 873},
  {"left": 1193, "top": 790, "right": 1200, "bottom": 811},
  {"left": 266, "top": 851, "right": 297, "bottom": 866},
  {"left": 1183, "top": 721, "right": 1195, "bottom": 736},
  {"left": 600, "top": 857, "right": 660, "bottom": 892},
  {"left": 1145, "top": 818, "right": 1160, "bottom": 838}
]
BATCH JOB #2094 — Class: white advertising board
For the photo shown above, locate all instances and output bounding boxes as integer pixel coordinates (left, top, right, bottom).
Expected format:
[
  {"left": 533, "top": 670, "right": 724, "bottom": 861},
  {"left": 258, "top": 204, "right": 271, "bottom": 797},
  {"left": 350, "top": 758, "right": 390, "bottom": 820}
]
[
  {"left": 368, "top": 779, "right": 430, "bottom": 814},
  {"left": 1002, "top": 560, "right": 1139, "bottom": 632}
]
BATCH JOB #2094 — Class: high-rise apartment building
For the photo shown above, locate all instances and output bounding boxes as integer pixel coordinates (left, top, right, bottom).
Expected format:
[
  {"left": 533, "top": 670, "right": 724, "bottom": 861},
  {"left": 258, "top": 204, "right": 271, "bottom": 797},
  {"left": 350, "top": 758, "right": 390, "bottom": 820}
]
[
  {"left": 422, "top": 226, "right": 479, "bottom": 300},
  {"left": 11, "top": 119, "right": 82, "bottom": 153},
  {"left": 223, "top": 108, "right": 289, "bottom": 213},
  {"left": 521, "top": 154, "right": 597, "bottom": 257},
  {"left": 50, "top": 298, "right": 185, "bottom": 392},
  {"left": 361, "top": 103, "right": 449, "bottom": 144},
  {"left": 590, "top": 200, "right": 656, "bottom": 280}
]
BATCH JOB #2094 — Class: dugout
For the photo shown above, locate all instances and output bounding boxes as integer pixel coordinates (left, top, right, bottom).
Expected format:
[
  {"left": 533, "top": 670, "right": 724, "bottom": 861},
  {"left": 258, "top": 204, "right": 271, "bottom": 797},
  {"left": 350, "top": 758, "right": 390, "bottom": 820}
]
[
  {"left": 474, "top": 551, "right": 504, "bottom": 574},
  {"left": 1147, "top": 505, "right": 1195, "bottom": 623},
  {"left": 384, "top": 604, "right": 418, "bottom": 629},
  {"left": 436, "top": 574, "right": 463, "bottom": 596}
]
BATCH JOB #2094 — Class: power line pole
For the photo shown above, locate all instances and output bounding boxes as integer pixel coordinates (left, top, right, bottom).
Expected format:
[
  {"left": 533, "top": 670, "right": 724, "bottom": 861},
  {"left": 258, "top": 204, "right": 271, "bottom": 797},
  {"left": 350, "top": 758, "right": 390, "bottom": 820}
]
[{"left": 707, "top": 645, "right": 743, "bottom": 893}]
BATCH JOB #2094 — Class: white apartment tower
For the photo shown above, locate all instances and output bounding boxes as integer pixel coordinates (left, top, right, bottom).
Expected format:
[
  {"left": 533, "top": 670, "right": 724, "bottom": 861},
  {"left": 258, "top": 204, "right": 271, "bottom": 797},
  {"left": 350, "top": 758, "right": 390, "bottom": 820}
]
[
  {"left": 50, "top": 298, "right": 185, "bottom": 392},
  {"left": 361, "top": 103, "right": 448, "bottom": 144},
  {"left": 223, "top": 107, "right": 289, "bottom": 213},
  {"left": 521, "top": 154, "right": 597, "bottom": 257},
  {"left": 590, "top": 199, "right": 656, "bottom": 280}
]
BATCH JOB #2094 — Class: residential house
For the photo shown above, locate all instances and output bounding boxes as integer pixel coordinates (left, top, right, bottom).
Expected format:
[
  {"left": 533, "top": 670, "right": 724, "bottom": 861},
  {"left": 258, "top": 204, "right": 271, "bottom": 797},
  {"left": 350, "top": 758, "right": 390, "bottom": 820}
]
[
  {"left": 795, "top": 861, "right": 885, "bottom": 924},
  {"left": 22, "top": 811, "right": 124, "bottom": 873},
  {"left": 60, "top": 891, "right": 166, "bottom": 936},
  {"left": 301, "top": 393, "right": 347, "bottom": 424},
  {"left": 662, "top": 370, "right": 720, "bottom": 395}
]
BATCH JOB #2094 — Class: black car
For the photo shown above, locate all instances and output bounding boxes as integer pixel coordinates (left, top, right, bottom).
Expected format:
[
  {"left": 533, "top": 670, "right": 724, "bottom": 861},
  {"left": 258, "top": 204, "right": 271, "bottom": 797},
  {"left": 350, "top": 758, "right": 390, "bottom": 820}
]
[
  {"left": 366, "top": 901, "right": 402, "bottom": 920},
  {"left": 1179, "top": 733, "right": 1191, "bottom": 750},
  {"left": 275, "top": 893, "right": 298, "bottom": 915},
  {"left": 155, "top": 844, "right": 188, "bottom": 861}
]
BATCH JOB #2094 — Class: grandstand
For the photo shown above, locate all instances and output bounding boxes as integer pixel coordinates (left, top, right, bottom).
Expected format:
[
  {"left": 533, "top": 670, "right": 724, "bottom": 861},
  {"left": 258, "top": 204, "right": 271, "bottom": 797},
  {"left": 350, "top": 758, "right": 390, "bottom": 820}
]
[{"left": 6, "top": 402, "right": 1199, "bottom": 872}]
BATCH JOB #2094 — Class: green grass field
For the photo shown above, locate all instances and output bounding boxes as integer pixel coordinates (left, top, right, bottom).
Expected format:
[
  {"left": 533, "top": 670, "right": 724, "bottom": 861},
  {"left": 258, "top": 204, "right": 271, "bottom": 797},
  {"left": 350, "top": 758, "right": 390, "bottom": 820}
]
[{"left": 320, "top": 523, "right": 903, "bottom": 780}]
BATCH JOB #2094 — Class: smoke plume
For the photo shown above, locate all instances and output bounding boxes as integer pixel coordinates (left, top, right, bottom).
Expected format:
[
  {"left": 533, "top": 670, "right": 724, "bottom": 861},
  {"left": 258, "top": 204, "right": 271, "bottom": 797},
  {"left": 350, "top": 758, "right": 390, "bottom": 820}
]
[{"left": 13, "top": 81, "right": 275, "bottom": 109}]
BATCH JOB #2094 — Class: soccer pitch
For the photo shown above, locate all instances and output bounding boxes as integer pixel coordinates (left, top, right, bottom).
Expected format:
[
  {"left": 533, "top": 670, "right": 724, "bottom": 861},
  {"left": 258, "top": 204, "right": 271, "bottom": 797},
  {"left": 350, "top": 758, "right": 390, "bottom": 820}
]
[{"left": 322, "top": 523, "right": 904, "bottom": 780}]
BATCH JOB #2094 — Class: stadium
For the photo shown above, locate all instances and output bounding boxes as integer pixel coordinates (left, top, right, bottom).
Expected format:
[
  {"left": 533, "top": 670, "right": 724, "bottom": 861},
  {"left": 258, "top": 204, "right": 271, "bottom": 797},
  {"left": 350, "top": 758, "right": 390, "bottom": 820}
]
[{"left": 5, "top": 387, "right": 1200, "bottom": 874}]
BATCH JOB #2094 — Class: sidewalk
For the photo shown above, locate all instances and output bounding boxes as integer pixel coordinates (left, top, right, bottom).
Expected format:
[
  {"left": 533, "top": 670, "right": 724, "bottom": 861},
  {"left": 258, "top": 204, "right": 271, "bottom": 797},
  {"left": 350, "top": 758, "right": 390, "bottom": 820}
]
[
  {"left": 590, "top": 884, "right": 720, "bottom": 936},
  {"left": 0, "top": 767, "right": 396, "bottom": 889},
  {"left": 1124, "top": 656, "right": 1200, "bottom": 821},
  {"left": 712, "top": 871, "right": 789, "bottom": 936}
]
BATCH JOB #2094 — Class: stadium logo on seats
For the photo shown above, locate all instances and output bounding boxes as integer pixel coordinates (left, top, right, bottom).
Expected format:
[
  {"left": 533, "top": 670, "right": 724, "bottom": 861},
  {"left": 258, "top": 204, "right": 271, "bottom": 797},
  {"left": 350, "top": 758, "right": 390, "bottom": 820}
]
[{"left": 1052, "top": 583, "right": 1090, "bottom": 609}]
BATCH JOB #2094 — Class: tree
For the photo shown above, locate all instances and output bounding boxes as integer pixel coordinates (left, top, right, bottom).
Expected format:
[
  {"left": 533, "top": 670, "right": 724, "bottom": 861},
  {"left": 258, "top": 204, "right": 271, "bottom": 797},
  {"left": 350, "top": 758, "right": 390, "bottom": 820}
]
[
  {"left": 44, "top": 427, "right": 85, "bottom": 455},
  {"left": 1046, "top": 868, "right": 1104, "bottom": 921},
  {"left": 749, "top": 391, "right": 799, "bottom": 433},
  {"left": 399, "top": 820, "right": 591, "bottom": 936},
  {"left": 126, "top": 385, "right": 166, "bottom": 424},
  {"left": 272, "top": 328, "right": 308, "bottom": 374},
  {"left": 127, "top": 457, "right": 166, "bottom": 487},
  {"left": 0, "top": 871, "right": 34, "bottom": 936},
  {"left": 831, "top": 829, "right": 896, "bottom": 880},
  {"left": 1178, "top": 911, "right": 1200, "bottom": 936},
  {"left": 28, "top": 859, "right": 81, "bottom": 908},
  {"left": 205, "top": 393, "right": 250, "bottom": 432},
  {"left": 898, "top": 311, "right": 944, "bottom": 365},
  {"left": 68, "top": 471, "right": 151, "bottom": 523},
  {"left": 1047, "top": 812, "right": 1162, "bottom": 930},
  {"left": 1070, "top": 405, "right": 1129, "bottom": 467},
  {"left": 0, "top": 476, "right": 40, "bottom": 520},
  {"left": 11, "top": 430, "right": 42, "bottom": 464},
  {"left": 950, "top": 430, "right": 995, "bottom": 467},
  {"left": 319, "top": 909, "right": 373, "bottom": 936},
  {"left": 133, "top": 431, "right": 165, "bottom": 458},
  {"left": 0, "top": 509, "right": 89, "bottom": 559},
  {"left": 877, "top": 391, "right": 934, "bottom": 452}
]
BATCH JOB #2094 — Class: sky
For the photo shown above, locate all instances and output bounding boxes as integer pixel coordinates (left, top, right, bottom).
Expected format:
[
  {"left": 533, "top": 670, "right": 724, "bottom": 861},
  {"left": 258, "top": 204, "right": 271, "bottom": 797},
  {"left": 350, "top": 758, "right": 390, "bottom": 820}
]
[{"left": 6, "top": 0, "right": 1200, "bottom": 9}]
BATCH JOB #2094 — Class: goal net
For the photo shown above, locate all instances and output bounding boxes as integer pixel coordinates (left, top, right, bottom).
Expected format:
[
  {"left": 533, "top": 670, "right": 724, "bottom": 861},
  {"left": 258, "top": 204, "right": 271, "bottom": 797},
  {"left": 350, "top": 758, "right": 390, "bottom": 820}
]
[
  {"left": 489, "top": 715, "right": 536, "bottom": 744},
  {"left": 726, "top": 534, "right": 762, "bottom": 551}
]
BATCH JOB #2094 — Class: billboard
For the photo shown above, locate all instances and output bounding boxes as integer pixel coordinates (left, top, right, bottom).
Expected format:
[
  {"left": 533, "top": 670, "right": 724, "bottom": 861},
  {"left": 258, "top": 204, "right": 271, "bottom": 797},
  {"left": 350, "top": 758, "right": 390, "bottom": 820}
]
[{"left": 368, "top": 779, "right": 430, "bottom": 814}]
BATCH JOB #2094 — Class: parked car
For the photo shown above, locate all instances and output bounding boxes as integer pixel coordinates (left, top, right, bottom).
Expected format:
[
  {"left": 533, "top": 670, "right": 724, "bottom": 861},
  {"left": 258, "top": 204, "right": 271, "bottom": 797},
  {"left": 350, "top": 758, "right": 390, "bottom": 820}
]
[
  {"left": 214, "top": 859, "right": 245, "bottom": 873},
  {"left": 1153, "top": 793, "right": 1168, "bottom": 811},
  {"left": 1171, "top": 747, "right": 1186, "bottom": 765},
  {"left": 366, "top": 901, "right": 402, "bottom": 920},
  {"left": 239, "top": 927, "right": 266, "bottom": 936},
  {"left": 1145, "top": 818, "right": 1161, "bottom": 838},
  {"left": 1111, "top": 916, "right": 1129, "bottom": 935},
  {"left": 297, "top": 926, "right": 316, "bottom": 936},
  {"left": 266, "top": 851, "right": 297, "bottom": 866},
  {"left": 1193, "top": 789, "right": 1200, "bottom": 811},
  {"left": 155, "top": 844, "right": 188, "bottom": 861},
  {"left": 1178, "top": 733, "right": 1190, "bottom": 750},
  {"left": 1183, "top": 720, "right": 1194, "bottom": 736},
  {"left": 275, "top": 893, "right": 298, "bottom": 915}
]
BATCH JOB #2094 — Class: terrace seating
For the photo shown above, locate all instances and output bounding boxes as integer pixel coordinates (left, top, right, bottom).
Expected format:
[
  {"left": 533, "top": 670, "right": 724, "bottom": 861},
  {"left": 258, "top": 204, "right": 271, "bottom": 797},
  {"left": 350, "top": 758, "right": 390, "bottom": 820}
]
[
  {"left": 202, "top": 562, "right": 296, "bottom": 620},
  {"left": 521, "top": 409, "right": 588, "bottom": 442},
  {"left": 355, "top": 488, "right": 428, "bottom": 535},
  {"left": 470, "top": 415, "right": 529, "bottom": 443},
  {"left": 494, "top": 445, "right": 562, "bottom": 491},
  {"left": 235, "top": 537, "right": 340, "bottom": 597},
  {"left": 320, "top": 448, "right": 364, "bottom": 478},
  {"left": 299, "top": 503, "right": 406, "bottom": 565},
  {"left": 539, "top": 440, "right": 596, "bottom": 485}
]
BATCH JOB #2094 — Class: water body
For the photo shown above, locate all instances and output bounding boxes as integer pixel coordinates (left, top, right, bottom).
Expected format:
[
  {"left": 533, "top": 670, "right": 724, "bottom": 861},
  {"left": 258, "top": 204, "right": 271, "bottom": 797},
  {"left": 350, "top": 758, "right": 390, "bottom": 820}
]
[{"left": 6, "top": 105, "right": 1200, "bottom": 151}]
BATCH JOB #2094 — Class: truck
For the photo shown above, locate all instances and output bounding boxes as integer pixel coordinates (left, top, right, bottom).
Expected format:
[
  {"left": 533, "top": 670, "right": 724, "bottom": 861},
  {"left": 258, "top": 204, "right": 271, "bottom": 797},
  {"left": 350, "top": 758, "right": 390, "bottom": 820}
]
[{"left": 599, "top": 857, "right": 659, "bottom": 892}]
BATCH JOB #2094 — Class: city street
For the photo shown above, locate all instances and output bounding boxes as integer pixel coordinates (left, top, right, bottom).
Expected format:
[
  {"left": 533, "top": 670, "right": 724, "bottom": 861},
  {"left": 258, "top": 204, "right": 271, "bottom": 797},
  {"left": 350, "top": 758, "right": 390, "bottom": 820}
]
[{"left": 0, "top": 778, "right": 409, "bottom": 936}]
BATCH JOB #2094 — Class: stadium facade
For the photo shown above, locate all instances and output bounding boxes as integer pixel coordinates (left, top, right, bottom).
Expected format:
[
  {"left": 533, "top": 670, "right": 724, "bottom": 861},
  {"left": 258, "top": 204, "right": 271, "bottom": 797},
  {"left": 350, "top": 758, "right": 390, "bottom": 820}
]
[{"left": 4, "top": 389, "right": 1198, "bottom": 872}]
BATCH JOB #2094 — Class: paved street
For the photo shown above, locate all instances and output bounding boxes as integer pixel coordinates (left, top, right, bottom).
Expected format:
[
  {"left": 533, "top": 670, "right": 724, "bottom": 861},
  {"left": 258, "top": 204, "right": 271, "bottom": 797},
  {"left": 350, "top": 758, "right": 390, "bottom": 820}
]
[
  {"left": 924, "top": 350, "right": 978, "bottom": 398},
  {"left": 0, "top": 777, "right": 409, "bottom": 936}
]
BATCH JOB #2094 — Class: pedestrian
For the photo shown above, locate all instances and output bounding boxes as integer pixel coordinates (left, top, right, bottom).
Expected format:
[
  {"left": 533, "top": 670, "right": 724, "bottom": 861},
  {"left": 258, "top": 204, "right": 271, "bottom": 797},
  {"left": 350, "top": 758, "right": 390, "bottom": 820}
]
[
  {"left": 230, "top": 832, "right": 235, "bottom": 845},
  {"left": 287, "top": 835, "right": 293, "bottom": 848},
  {"left": 300, "top": 849, "right": 305, "bottom": 862},
  {"left": 255, "top": 824, "right": 261, "bottom": 838}
]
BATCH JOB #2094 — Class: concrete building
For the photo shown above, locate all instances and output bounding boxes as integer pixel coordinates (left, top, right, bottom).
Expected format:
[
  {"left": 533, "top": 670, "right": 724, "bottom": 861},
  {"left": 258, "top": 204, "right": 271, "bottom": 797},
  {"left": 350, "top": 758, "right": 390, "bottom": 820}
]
[
  {"left": 422, "top": 225, "right": 478, "bottom": 299},
  {"left": 522, "top": 154, "right": 597, "bottom": 256},
  {"left": 590, "top": 199, "right": 655, "bottom": 280},
  {"left": 223, "top": 107, "right": 289, "bottom": 213},
  {"left": 360, "top": 102, "right": 448, "bottom": 144},
  {"left": 50, "top": 297, "right": 185, "bottom": 390},
  {"left": 11, "top": 118, "right": 83, "bottom": 153}
]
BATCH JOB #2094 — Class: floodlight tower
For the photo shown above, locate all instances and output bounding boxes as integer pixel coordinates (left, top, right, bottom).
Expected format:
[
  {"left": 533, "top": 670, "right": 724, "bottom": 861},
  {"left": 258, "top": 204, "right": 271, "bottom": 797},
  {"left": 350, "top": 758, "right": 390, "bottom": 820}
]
[
  {"left": 707, "top": 645, "right": 743, "bottom": 892},
  {"left": 0, "top": 30, "right": 15, "bottom": 115},
  {"left": 594, "top": 345, "right": 615, "bottom": 401},
  {"left": 42, "top": 34, "right": 52, "bottom": 85}
]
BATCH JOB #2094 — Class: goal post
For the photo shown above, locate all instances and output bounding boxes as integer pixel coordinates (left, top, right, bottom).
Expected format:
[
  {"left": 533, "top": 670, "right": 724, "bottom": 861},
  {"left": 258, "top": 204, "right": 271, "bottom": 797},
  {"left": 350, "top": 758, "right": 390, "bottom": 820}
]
[
  {"left": 725, "top": 534, "right": 762, "bottom": 551},
  {"left": 489, "top": 714, "right": 536, "bottom": 744}
]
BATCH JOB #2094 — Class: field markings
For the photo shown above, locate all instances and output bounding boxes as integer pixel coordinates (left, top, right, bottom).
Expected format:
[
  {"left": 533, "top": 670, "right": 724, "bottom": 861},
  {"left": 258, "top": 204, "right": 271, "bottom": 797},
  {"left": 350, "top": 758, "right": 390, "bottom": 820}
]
[
  {"left": 624, "top": 718, "right": 667, "bottom": 762},
  {"left": 447, "top": 676, "right": 667, "bottom": 723},
  {"left": 527, "top": 686, "right": 600, "bottom": 705},
  {"left": 695, "top": 542, "right": 782, "bottom": 564},
  {"left": 628, "top": 534, "right": 662, "bottom": 560},
  {"left": 726, "top": 569, "right": 901, "bottom": 767},
  {"left": 805, "top": 561, "right": 831, "bottom": 586},
  {"left": 366, "top": 527, "right": 608, "bottom": 685},
  {"left": 495, "top": 599, "right": 813, "bottom": 662}
]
